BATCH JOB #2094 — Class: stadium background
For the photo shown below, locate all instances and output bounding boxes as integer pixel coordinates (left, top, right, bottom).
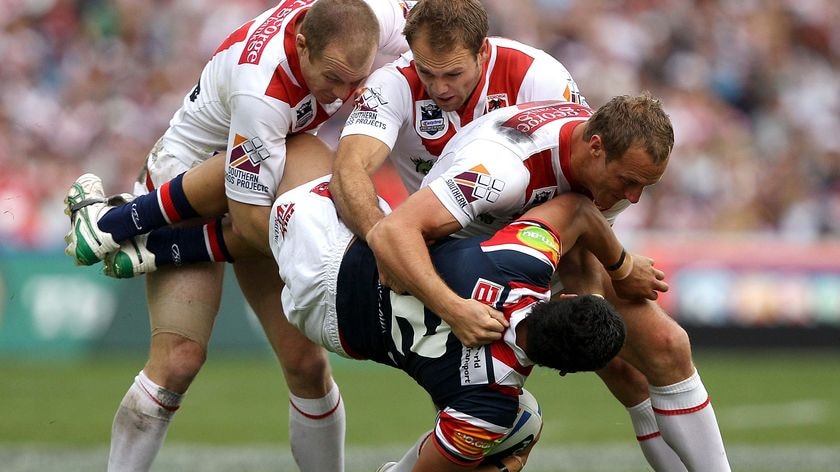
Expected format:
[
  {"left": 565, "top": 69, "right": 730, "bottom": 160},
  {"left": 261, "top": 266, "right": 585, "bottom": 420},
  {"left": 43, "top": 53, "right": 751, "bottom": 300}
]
[{"left": 1, "top": 0, "right": 838, "bottom": 470}]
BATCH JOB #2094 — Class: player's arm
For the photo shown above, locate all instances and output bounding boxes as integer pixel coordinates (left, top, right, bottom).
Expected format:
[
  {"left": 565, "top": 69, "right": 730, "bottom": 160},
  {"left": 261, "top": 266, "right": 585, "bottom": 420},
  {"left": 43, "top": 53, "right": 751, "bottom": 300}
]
[
  {"left": 331, "top": 65, "right": 411, "bottom": 239},
  {"left": 330, "top": 134, "right": 392, "bottom": 239},
  {"left": 367, "top": 187, "right": 508, "bottom": 347},
  {"left": 521, "top": 194, "right": 668, "bottom": 299},
  {"left": 225, "top": 94, "right": 294, "bottom": 255}
]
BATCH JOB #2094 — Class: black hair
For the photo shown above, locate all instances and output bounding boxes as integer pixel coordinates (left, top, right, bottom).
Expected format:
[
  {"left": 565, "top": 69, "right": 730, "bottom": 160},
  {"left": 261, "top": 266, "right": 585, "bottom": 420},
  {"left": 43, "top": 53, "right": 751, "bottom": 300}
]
[{"left": 523, "top": 295, "right": 626, "bottom": 374}]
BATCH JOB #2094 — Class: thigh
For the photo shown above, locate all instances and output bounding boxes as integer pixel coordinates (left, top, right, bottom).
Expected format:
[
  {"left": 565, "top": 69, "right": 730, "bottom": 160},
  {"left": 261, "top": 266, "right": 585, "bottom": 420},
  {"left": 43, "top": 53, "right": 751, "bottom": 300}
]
[
  {"left": 275, "top": 133, "right": 334, "bottom": 196},
  {"left": 146, "top": 262, "right": 225, "bottom": 347},
  {"left": 232, "top": 257, "right": 332, "bottom": 395}
]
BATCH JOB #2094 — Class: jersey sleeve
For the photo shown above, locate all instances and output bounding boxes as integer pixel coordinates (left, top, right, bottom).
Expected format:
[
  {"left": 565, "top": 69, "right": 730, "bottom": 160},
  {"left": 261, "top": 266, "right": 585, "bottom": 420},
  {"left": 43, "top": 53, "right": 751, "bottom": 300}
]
[
  {"left": 518, "top": 51, "right": 588, "bottom": 107},
  {"left": 341, "top": 64, "right": 412, "bottom": 150},
  {"left": 363, "top": 0, "right": 411, "bottom": 57},
  {"left": 425, "top": 140, "right": 529, "bottom": 229},
  {"left": 225, "top": 92, "right": 292, "bottom": 206}
]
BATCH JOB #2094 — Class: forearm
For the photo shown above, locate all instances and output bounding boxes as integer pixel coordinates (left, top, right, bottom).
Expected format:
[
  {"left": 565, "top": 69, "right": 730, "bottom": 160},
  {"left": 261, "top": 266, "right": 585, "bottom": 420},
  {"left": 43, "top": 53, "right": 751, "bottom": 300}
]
[
  {"left": 330, "top": 164, "right": 386, "bottom": 240},
  {"left": 367, "top": 217, "right": 462, "bottom": 318},
  {"left": 330, "top": 135, "right": 392, "bottom": 240}
]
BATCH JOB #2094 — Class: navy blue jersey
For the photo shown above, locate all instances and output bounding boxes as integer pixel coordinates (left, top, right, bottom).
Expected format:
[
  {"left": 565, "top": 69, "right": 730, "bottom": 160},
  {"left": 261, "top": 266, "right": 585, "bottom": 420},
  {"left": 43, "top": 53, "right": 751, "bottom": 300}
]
[{"left": 336, "top": 218, "right": 562, "bottom": 463}]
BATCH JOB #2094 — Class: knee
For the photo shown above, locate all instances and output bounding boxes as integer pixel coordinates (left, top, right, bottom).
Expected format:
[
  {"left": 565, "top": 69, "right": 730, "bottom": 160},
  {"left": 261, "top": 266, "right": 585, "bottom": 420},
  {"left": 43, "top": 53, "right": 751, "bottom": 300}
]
[
  {"left": 149, "top": 335, "right": 207, "bottom": 390},
  {"left": 280, "top": 348, "right": 331, "bottom": 388},
  {"left": 624, "top": 305, "right": 694, "bottom": 380}
]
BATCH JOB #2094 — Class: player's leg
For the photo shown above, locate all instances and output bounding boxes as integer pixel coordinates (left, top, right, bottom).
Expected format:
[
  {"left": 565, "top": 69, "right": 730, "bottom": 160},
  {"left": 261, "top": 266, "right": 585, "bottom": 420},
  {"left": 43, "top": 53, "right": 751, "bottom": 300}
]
[
  {"left": 65, "top": 151, "right": 228, "bottom": 265},
  {"left": 108, "top": 263, "right": 223, "bottom": 472},
  {"left": 233, "top": 258, "right": 345, "bottom": 472},
  {"left": 608, "top": 293, "right": 730, "bottom": 471},
  {"left": 596, "top": 358, "right": 688, "bottom": 471},
  {"left": 556, "top": 245, "right": 689, "bottom": 470},
  {"left": 233, "top": 132, "right": 344, "bottom": 471}
]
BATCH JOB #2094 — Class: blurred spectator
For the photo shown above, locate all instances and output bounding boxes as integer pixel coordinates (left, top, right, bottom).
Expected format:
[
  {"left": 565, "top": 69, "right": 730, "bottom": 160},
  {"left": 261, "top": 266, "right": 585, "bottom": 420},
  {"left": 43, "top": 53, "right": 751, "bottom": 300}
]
[{"left": 1, "top": 0, "right": 839, "bottom": 249}]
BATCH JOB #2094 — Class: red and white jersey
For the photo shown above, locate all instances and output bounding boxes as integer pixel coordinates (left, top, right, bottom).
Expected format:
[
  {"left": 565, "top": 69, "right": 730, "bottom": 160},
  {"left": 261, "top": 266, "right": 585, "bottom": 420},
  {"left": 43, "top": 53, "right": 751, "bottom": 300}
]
[
  {"left": 341, "top": 37, "right": 587, "bottom": 194},
  {"left": 156, "top": 0, "right": 410, "bottom": 206},
  {"left": 423, "top": 101, "right": 631, "bottom": 238}
]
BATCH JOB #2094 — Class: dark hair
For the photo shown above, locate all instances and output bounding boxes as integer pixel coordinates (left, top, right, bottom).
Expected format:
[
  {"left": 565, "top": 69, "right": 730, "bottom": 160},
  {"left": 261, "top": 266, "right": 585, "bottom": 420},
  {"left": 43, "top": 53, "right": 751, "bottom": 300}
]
[
  {"left": 583, "top": 92, "right": 674, "bottom": 165},
  {"left": 403, "top": 0, "right": 488, "bottom": 55},
  {"left": 300, "top": 0, "right": 380, "bottom": 60},
  {"left": 523, "top": 295, "right": 625, "bottom": 374}
]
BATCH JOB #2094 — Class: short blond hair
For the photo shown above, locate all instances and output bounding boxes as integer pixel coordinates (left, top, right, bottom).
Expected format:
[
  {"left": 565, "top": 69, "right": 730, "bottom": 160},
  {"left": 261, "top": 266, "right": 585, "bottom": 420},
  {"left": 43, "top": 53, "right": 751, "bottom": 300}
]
[
  {"left": 584, "top": 93, "right": 674, "bottom": 165},
  {"left": 301, "top": 0, "right": 379, "bottom": 61},
  {"left": 403, "top": 0, "right": 488, "bottom": 54}
]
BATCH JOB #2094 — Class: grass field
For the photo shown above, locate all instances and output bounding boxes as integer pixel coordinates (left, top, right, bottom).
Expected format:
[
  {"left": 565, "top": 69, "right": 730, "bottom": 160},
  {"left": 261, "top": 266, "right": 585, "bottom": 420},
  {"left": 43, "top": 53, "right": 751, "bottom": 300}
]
[{"left": 2, "top": 349, "right": 839, "bottom": 471}]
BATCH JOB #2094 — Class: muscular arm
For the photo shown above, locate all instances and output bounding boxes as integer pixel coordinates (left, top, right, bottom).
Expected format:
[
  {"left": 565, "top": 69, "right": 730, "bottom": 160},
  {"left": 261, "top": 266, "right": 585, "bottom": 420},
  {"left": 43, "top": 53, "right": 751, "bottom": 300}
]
[
  {"left": 330, "top": 134, "right": 392, "bottom": 239},
  {"left": 367, "top": 187, "right": 508, "bottom": 347},
  {"left": 524, "top": 194, "right": 668, "bottom": 300}
]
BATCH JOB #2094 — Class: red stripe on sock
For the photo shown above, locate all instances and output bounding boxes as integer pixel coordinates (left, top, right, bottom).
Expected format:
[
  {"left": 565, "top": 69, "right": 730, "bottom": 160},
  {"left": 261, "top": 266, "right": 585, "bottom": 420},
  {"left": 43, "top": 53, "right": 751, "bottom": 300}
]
[
  {"left": 138, "top": 382, "right": 180, "bottom": 412},
  {"left": 652, "top": 396, "right": 710, "bottom": 416},
  {"left": 289, "top": 396, "right": 342, "bottom": 420},
  {"left": 204, "top": 220, "right": 225, "bottom": 261},
  {"left": 158, "top": 181, "right": 180, "bottom": 223},
  {"left": 637, "top": 431, "right": 662, "bottom": 441}
]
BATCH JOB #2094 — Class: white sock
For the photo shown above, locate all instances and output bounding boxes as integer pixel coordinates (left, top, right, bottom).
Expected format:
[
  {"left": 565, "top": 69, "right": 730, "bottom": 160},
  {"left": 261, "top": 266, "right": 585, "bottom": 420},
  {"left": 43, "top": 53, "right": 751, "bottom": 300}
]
[
  {"left": 288, "top": 379, "right": 346, "bottom": 472},
  {"left": 386, "top": 431, "right": 431, "bottom": 472},
  {"left": 108, "top": 371, "right": 183, "bottom": 472},
  {"left": 627, "top": 399, "right": 688, "bottom": 472},
  {"left": 649, "top": 370, "right": 731, "bottom": 472}
]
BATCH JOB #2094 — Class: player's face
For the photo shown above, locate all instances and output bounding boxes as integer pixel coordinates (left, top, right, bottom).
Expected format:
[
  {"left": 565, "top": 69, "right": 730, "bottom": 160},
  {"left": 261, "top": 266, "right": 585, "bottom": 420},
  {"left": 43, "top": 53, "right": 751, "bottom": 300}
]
[
  {"left": 298, "top": 37, "right": 376, "bottom": 105},
  {"left": 411, "top": 32, "right": 487, "bottom": 112},
  {"left": 591, "top": 144, "right": 667, "bottom": 210}
]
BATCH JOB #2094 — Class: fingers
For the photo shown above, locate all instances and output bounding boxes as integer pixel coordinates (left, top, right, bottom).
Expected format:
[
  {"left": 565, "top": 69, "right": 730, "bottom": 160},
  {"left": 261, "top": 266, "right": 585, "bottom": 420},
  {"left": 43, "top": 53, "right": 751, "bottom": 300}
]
[{"left": 487, "top": 307, "right": 509, "bottom": 329}]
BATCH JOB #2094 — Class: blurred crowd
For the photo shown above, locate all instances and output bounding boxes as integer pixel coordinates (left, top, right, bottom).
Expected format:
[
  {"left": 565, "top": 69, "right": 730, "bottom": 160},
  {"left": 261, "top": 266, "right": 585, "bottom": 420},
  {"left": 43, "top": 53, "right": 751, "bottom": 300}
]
[{"left": 1, "top": 0, "right": 839, "bottom": 250}]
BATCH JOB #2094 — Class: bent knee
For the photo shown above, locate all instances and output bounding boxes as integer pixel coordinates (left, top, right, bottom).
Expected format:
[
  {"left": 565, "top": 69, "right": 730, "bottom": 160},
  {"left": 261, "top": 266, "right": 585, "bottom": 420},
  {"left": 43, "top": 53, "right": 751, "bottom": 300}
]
[{"left": 149, "top": 333, "right": 207, "bottom": 389}]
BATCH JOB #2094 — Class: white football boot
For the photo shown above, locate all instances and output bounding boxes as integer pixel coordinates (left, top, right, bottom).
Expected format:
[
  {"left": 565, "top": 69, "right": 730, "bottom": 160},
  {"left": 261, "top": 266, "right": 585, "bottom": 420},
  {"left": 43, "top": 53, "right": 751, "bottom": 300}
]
[
  {"left": 63, "top": 173, "right": 121, "bottom": 265},
  {"left": 103, "top": 233, "right": 157, "bottom": 279}
]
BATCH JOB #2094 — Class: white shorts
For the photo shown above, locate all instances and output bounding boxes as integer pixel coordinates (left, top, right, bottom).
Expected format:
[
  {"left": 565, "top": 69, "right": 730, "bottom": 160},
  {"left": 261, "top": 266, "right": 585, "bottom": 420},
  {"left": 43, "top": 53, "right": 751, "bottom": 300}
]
[
  {"left": 133, "top": 136, "right": 213, "bottom": 195},
  {"left": 269, "top": 175, "right": 391, "bottom": 356}
]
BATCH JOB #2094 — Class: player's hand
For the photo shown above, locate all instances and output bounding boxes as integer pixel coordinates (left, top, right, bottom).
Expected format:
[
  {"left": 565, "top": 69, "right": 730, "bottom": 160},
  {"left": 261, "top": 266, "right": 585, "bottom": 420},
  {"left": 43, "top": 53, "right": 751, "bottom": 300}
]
[
  {"left": 445, "top": 298, "right": 508, "bottom": 347},
  {"left": 611, "top": 252, "right": 668, "bottom": 300},
  {"left": 378, "top": 267, "right": 408, "bottom": 295},
  {"left": 502, "top": 424, "right": 541, "bottom": 472}
]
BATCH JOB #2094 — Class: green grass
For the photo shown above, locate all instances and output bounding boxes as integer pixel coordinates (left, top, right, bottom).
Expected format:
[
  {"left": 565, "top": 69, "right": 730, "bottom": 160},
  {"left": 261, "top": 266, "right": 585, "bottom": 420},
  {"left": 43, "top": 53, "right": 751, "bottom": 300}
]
[{"left": 2, "top": 350, "right": 839, "bottom": 471}]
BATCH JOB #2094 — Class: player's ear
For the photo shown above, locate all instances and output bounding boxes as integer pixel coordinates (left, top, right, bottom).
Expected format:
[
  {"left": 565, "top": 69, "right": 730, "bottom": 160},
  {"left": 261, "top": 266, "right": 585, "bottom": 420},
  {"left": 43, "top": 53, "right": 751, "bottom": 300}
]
[
  {"left": 477, "top": 38, "right": 490, "bottom": 64},
  {"left": 589, "top": 134, "right": 603, "bottom": 159},
  {"left": 295, "top": 33, "right": 308, "bottom": 58}
]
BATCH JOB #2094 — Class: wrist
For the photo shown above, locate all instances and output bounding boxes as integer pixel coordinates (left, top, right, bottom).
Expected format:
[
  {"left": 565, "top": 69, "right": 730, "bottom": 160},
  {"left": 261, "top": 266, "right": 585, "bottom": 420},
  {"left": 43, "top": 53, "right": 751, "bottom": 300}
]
[{"left": 606, "top": 249, "right": 633, "bottom": 281}]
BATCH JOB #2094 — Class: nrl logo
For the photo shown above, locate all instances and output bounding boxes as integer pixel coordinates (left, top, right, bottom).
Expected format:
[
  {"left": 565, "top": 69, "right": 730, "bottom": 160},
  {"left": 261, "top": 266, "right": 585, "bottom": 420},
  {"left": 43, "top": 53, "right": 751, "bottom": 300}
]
[
  {"left": 415, "top": 100, "right": 447, "bottom": 138},
  {"left": 295, "top": 98, "right": 315, "bottom": 129}
]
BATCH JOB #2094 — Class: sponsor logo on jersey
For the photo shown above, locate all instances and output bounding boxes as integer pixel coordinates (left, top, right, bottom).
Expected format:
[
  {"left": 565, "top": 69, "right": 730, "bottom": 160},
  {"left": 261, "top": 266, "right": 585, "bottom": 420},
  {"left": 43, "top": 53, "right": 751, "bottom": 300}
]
[
  {"left": 346, "top": 87, "right": 388, "bottom": 129},
  {"left": 294, "top": 97, "right": 316, "bottom": 130},
  {"left": 502, "top": 102, "right": 590, "bottom": 135},
  {"left": 485, "top": 93, "right": 509, "bottom": 113},
  {"left": 460, "top": 345, "right": 489, "bottom": 385},
  {"left": 527, "top": 188, "right": 555, "bottom": 208},
  {"left": 226, "top": 134, "right": 270, "bottom": 193},
  {"left": 273, "top": 202, "right": 295, "bottom": 240},
  {"left": 411, "top": 156, "right": 435, "bottom": 175},
  {"left": 472, "top": 279, "right": 503, "bottom": 305},
  {"left": 352, "top": 86, "right": 387, "bottom": 112},
  {"left": 240, "top": 1, "right": 309, "bottom": 65},
  {"left": 516, "top": 226, "right": 560, "bottom": 264},
  {"left": 415, "top": 100, "right": 448, "bottom": 138},
  {"left": 445, "top": 164, "right": 506, "bottom": 209},
  {"left": 309, "top": 181, "right": 332, "bottom": 198}
]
